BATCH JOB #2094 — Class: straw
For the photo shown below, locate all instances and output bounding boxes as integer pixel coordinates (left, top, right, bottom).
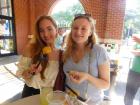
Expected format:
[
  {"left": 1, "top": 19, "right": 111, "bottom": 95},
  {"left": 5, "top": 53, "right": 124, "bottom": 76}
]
[{"left": 35, "top": 77, "right": 42, "bottom": 91}]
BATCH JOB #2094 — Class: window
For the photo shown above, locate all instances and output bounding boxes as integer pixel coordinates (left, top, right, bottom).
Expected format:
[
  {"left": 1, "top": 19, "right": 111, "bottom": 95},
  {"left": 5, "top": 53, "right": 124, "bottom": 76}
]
[{"left": 0, "top": 0, "right": 16, "bottom": 56}]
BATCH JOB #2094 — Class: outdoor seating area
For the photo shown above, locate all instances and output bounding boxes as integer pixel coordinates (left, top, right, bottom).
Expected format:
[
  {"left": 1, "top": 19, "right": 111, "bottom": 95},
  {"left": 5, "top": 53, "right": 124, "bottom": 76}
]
[
  {"left": 0, "top": 44, "right": 139, "bottom": 105},
  {"left": 0, "top": 0, "right": 140, "bottom": 105}
]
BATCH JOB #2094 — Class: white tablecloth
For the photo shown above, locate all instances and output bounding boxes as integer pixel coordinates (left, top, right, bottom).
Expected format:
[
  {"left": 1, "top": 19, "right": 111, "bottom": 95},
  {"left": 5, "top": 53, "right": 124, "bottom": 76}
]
[{"left": 2, "top": 95, "right": 40, "bottom": 105}]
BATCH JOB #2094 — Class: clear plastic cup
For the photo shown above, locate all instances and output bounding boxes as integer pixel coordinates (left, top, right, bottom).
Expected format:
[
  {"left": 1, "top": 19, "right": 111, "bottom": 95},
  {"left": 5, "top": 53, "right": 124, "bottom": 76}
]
[
  {"left": 46, "top": 91, "right": 69, "bottom": 105},
  {"left": 40, "top": 87, "right": 53, "bottom": 105}
]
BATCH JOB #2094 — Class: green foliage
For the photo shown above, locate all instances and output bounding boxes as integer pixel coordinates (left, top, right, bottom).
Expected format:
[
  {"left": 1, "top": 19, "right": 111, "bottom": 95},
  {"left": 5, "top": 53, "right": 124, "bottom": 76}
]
[
  {"left": 124, "top": 6, "right": 140, "bottom": 39},
  {"left": 52, "top": 3, "right": 85, "bottom": 28}
]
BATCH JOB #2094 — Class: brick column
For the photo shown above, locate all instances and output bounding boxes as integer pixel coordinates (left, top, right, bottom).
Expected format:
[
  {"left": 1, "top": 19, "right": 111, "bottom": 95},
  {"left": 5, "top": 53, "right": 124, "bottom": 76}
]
[{"left": 105, "top": 0, "right": 126, "bottom": 40}]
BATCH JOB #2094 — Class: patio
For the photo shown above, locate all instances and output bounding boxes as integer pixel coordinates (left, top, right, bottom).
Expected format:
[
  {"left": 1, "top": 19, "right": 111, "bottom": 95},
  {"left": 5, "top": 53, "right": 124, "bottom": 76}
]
[{"left": 0, "top": 44, "right": 140, "bottom": 105}]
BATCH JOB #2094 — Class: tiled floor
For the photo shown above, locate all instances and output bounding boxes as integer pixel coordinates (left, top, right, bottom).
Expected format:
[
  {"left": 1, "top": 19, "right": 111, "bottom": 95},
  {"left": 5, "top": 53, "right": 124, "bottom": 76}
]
[
  {"left": 109, "top": 45, "right": 140, "bottom": 105},
  {"left": 0, "top": 55, "right": 20, "bottom": 65},
  {"left": 0, "top": 45, "right": 140, "bottom": 105}
]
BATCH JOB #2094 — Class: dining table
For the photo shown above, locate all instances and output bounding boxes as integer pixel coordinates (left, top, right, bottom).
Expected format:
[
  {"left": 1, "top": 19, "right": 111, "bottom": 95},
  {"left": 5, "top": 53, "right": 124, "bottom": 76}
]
[
  {"left": 2, "top": 95, "right": 82, "bottom": 105},
  {"left": 2, "top": 95, "right": 40, "bottom": 105},
  {"left": 1, "top": 94, "right": 101, "bottom": 105}
]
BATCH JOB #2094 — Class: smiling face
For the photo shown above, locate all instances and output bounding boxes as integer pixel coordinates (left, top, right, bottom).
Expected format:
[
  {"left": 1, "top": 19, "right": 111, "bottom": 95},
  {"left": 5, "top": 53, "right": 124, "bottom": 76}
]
[
  {"left": 38, "top": 19, "right": 57, "bottom": 45},
  {"left": 71, "top": 18, "right": 91, "bottom": 46}
]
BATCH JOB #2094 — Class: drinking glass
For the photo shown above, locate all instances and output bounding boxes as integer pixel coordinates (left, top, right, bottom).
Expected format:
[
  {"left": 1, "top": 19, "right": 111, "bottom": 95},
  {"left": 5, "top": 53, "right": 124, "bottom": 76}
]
[
  {"left": 46, "top": 91, "right": 69, "bottom": 105},
  {"left": 40, "top": 87, "right": 53, "bottom": 105}
]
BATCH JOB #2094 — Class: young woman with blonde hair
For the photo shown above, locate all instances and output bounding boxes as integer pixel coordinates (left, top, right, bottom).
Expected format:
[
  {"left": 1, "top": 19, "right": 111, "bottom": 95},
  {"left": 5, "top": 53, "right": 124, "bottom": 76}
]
[{"left": 63, "top": 14, "right": 110, "bottom": 104}]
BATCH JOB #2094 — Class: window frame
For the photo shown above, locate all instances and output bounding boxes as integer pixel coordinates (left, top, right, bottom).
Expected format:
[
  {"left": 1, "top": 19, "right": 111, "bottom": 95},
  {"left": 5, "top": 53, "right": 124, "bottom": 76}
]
[{"left": 0, "top": 0, "right": 17, "bottom": 57}]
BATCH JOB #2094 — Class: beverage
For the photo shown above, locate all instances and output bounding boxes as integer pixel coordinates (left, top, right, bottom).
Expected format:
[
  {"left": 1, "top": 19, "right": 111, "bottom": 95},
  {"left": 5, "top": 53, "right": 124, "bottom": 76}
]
[
  {"left": 40, "top": 87, "right": 53, "bottom": 105},
  {"left": 47, "top": 91, "right": 69, "bottom": 105}
]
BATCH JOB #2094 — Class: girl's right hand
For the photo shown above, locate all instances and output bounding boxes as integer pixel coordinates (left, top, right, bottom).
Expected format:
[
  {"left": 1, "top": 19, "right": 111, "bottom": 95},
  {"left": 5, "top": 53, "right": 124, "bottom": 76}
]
[
  {"left": 68, "top": 71, "right": 88, "bottom": 84},
  {"left": 22, "top": 70, "right": 33, "bottom": 80},
  {"left": 132, "top": 35, "right": 140, "bottom": 43},
  {"left": 22, "top": 63, "right": 42, "bottom": 80}
]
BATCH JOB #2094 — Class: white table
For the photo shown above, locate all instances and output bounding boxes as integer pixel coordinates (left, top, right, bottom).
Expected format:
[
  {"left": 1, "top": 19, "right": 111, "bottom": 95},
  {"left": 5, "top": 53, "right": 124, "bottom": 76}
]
[{"left": 2, "top": 95, "right": 40, "bottom": 105}]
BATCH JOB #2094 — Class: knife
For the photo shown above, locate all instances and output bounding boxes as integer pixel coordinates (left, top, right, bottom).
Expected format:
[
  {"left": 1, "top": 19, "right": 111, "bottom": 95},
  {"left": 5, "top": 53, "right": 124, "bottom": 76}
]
[{"left": 65, "top": 84, "right": 87, "bottom": 102}]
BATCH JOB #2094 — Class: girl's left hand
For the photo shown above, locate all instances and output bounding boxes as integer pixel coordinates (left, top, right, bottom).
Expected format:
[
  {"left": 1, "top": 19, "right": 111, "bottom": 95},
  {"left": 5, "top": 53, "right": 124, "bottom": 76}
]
[
  {"left": 68, "top": 71, "right": 88, "bottom": 84},
  {"left": 30, "top": 63, "right": 42, "bottom": 74}
]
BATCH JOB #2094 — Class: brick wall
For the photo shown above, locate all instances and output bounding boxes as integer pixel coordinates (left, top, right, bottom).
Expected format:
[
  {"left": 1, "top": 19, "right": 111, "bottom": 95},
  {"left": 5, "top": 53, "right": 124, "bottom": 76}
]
[
  {"left": 14, "top": 0, "right": 126, "bottom": 54},
  {"left": 105, "top": 0, "right": 126, "bottom": 39},
  {"left": 14, "top": 0, "right": 30, "bottom": 54}
]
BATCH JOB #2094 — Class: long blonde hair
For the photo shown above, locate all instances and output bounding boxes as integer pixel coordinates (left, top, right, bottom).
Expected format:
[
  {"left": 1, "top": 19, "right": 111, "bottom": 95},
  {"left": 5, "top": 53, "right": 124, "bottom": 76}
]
[
  {"left": 63, "top": 14, "right": 98, "bottom": 62},
  {"left": 29, "top": 15, "right": 57, "bottom": 79}
]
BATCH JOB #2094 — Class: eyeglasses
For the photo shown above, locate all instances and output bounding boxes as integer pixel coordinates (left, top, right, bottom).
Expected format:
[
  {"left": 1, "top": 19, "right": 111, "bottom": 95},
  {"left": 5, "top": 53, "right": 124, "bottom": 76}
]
[
  {"left": 74, "top": 13, "right": 96, "bottom": 24},
  {"left": 74, "top": 13, "right": 91, "bottom": 18}
]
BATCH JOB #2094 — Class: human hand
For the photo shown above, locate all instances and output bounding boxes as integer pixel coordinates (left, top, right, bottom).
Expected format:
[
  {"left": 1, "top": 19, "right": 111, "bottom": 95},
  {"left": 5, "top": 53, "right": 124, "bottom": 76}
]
[
  {"left": 132, "top": 35, "right": 140, "bottom": 44},
  {"left": 68, "top": 71, "right": 88, "bottom": 84},
  {"left": 22, "top": 63, "right": 42, "bottom": 80},
  {"left": 22, "top": 69, "right": 33, "bottom": 80},
  {"left": 30, "top": 63, "right": 42, "bottom": 74}
]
